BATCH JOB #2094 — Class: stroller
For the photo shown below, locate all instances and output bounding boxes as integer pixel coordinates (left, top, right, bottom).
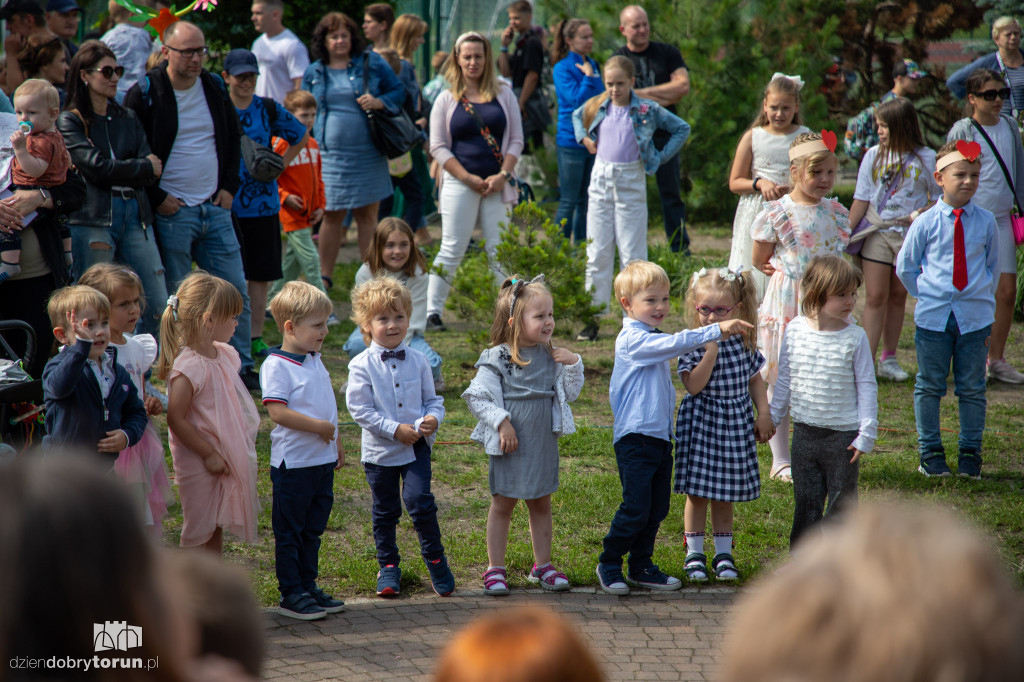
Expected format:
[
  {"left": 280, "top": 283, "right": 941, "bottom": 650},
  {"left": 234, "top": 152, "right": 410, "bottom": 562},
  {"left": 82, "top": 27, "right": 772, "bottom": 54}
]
[{"left": 0, "top": 320, "right": 45, "bottom": 456}]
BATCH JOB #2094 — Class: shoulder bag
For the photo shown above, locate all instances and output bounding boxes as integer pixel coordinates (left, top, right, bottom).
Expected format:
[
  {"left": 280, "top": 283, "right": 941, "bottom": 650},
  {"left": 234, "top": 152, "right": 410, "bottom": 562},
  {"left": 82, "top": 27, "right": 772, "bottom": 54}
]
[
  {"left": 458, "top": 96, "right": 533, "bottom": 204},
  {"left": 846, "top": 165, "right": 902, "bottom": 255},
  {"left": 362, "top": 53, "right": 421, "bottom": 160},
  {"left": 970, "top": 118, "right": 1024, "bottom": 245},
  {"left": 240, "top": 97, "right": 285, "bottom": 183}
]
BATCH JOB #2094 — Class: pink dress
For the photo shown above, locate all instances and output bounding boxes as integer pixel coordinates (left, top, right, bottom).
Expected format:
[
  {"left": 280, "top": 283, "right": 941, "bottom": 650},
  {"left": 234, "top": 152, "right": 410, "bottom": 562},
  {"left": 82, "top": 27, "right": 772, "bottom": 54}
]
[
  {"left": 168, "top": 343, "right": 260, "bottom": 547},
  {"left": 751, "top": 194, "right": 851, "bottom": 386},
  {"left": 111, "top": 333, "right": 172, "bottom": 535}
]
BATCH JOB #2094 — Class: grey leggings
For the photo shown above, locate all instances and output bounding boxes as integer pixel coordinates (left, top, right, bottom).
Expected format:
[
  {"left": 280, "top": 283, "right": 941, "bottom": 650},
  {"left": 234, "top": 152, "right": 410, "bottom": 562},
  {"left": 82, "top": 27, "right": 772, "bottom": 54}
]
[{"left": 790, "top": 422, "right": 860, "bottom": 549}]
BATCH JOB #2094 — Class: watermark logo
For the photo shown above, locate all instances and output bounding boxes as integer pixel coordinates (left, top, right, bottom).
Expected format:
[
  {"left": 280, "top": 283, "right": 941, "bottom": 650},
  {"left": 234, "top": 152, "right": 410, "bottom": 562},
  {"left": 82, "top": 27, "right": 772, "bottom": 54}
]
[{"left": 93, "top": 622, "right": 142, "bottom": 653}]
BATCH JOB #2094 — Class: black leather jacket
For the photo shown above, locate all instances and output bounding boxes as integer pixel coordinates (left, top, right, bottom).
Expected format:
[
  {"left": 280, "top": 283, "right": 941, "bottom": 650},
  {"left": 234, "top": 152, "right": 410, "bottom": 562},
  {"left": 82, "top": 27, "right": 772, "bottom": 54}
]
[{"left": 56, "top": 101, "right": 157, "bottom": 228}]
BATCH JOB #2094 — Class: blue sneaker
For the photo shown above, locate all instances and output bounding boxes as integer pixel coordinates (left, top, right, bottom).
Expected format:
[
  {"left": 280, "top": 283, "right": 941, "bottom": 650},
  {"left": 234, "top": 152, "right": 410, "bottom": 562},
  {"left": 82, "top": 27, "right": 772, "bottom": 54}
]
[
  {"left": 278, "top": 592, "right": 326, "bottom": 621},
  {"left": 376, "top": 564, "right": 401, "bottom": 597},
  {"left": 425, "top": 555, "right": 455, "bottom": 597},
  {"left": 918, "top": 453, "right": 951, "bottom": 477},
  {"left": 957, "top": 452, "right": 982, "bottom": 480},
  {"left": 308, "top": 585, "right": 345, "bottom": 613},
  {"left": 595, "top": 563, "right": 629, "bottom": 595},
  {"left": 626, "top": 563, "right": 682, "bottom": 591}
]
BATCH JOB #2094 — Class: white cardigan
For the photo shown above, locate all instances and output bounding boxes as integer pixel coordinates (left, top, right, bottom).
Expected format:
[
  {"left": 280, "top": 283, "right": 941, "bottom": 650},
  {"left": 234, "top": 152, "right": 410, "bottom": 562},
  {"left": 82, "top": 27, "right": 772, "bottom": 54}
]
[{"left": 462, "top": 348, "right": 584, "bottom": 456}]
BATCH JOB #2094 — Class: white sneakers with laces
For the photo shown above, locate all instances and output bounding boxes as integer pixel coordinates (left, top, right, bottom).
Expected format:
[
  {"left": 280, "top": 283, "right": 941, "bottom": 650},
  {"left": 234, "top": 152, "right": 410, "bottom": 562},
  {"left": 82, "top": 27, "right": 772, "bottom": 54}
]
[{"left": 877, "top": 356, "right": 909, "bottom": 382}]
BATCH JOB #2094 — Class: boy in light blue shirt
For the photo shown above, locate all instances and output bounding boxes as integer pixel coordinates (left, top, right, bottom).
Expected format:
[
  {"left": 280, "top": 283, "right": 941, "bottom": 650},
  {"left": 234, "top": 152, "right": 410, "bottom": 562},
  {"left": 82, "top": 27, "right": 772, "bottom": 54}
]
[
  {"left": 897, "top": 140, "right": 998, "bottom": 480},
  {"left": 596, "top": 261, "right": 751, "bottom": 595}
]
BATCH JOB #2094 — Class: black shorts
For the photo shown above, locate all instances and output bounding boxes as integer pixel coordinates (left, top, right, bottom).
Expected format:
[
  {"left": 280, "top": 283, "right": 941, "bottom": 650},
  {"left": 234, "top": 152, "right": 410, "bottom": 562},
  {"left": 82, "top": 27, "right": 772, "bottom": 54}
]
[{"left": 236, "top": 214, "right": 282, "bottom": 281}]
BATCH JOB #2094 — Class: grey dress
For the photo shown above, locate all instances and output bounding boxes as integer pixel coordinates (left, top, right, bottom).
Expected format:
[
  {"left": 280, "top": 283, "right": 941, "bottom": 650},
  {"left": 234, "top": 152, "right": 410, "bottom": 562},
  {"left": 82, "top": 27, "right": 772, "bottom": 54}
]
[{"left": 475, "top": 344, "right": 560, "bottom": 500}]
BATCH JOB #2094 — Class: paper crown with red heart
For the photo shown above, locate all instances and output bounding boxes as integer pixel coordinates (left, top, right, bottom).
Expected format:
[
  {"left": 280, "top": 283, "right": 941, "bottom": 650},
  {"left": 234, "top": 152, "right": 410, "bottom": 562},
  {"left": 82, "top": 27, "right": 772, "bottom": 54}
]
[
  {"left": 936, "top": 140, "right": 983, "bottom": 171},
  {"left": 788, "top": 130, "right": 838, "bottom": 161}
]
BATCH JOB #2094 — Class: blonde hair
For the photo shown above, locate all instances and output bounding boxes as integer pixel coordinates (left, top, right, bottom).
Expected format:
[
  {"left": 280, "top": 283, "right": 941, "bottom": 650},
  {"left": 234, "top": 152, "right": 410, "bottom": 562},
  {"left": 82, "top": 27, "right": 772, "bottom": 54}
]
[
  {"left": 581, "top": 55, "right": 635, "bottom": 130},
  {"left": 686, "top": 267, "right": 759, "bottom": 351},
  {"left": 14, "top": 78, "right": 59, "bottom": 111},
  {"left": 445, "top": 33, "right": 498, "bottom": 102},
  {"left": 390, "top": 14, "right": 427, "bottom": 62},
  {"left": 47, "top": 285, "right": 110, "bottom": 332},
  {"left": 350, "top": 277, "right": 412, "bottom": 345},
  {"left": 155, "top": 272, "right": 243, "bottom": 380},
  {"left": 434, "top": 606, "right": 605, "bottom": 682},
  {"left": 800, "top": 255, "right": 863, "bottom": 317},
  {"left": 489, "top": 275, "right": 553, "bottom": 366},
  {"left": 789, "top": 131, "right": 837, "bottom": 186},
  {"left": 76, "top": 263, "right": 145, "bottom": 316},
  {"left": 992, "top": 16, "right": 1020, "bottom": 40},
  {"left": 614, "top": 260, "right": 670, "bottom": 309},
  {"left": 720, "top": 504, "right": 1024, "bottom": 682},
  {"left": 365, "top": 217, "right": 426, "bottom": 277},
  {"left": 268, "top": 280, "right": 333, "bottom": 328},
  {"left": 750, "top": 74, "right": 803, "bottom": 129}
]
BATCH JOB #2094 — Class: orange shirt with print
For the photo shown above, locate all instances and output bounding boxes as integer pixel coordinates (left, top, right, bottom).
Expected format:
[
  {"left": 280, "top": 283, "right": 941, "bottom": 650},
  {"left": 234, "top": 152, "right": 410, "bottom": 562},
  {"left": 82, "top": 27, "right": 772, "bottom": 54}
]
[{"left": 274, "top": 137, "right": 326, "bottom": 233}]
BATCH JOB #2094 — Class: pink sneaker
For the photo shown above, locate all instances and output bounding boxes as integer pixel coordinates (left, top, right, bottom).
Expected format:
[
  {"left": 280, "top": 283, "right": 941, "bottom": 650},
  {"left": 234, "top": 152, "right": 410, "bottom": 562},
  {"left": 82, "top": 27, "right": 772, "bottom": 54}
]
[{"left": 528, "top": 562, "right": 570, "bottom": 591}]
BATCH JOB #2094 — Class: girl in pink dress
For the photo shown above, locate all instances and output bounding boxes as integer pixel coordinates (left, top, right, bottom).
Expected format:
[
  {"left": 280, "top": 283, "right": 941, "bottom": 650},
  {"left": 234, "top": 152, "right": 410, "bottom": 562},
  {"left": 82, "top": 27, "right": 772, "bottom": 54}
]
[
  {"left": 156, "top": 272, "right": 260, "bottom": 554},
  {"left": 751, "top": 131, "right": 851, "bottom": 483},
  {"left": 78, "top": 264, "right": 172, "bottom": 538}
]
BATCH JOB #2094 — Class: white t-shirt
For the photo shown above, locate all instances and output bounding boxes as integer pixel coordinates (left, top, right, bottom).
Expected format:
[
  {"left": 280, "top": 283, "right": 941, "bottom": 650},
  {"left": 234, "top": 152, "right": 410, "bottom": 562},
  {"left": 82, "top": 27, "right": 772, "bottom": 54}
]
[
  {"left": 973, "top": 120, "right": 1015, "bottom": 221},
  {"left": 252, "top": 29, "right": 310, "bottom": 103},
  {"left": 260, "top": 349, "right": 339, "bottom": 468},
  {"left": 854, "top": 146, "right": 940, "bottom": 227},
  {"left": 159, "top": 81, "right": 219, "bottom": 206}
]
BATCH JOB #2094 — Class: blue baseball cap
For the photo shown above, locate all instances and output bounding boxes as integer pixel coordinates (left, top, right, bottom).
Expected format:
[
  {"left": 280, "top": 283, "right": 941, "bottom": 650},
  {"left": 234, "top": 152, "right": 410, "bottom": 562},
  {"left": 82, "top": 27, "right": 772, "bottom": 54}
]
[
  {"left": 223, "top": 48, "right": 259, "bottom": 76},
  {"left": 46, "top": 0, "right": 80, "bottom": 12}
]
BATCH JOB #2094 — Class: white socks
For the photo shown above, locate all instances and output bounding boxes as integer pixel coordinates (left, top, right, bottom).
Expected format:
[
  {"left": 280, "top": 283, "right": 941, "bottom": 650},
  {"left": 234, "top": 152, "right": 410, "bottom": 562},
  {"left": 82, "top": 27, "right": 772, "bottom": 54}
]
[{"left": 684, "top": 532, "right": 704, "bottom": 556}]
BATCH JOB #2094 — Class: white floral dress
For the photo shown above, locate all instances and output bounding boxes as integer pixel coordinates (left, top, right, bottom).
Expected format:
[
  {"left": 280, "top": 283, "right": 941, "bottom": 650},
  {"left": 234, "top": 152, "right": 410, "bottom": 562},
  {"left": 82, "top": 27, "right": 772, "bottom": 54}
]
[{"left": 752, "top": 194, "right": 850, "bottom": 386}]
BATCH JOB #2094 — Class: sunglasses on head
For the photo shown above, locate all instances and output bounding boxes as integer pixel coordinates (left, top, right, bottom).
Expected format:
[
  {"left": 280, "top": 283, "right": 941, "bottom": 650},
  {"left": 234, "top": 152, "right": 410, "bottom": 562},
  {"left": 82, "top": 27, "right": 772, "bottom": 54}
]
[
  {"left": 975, "top": 87, "right": 1011, "bottom": 101},
  {"left": 87, "top": 65, "right": 125, "bottom": 79}
]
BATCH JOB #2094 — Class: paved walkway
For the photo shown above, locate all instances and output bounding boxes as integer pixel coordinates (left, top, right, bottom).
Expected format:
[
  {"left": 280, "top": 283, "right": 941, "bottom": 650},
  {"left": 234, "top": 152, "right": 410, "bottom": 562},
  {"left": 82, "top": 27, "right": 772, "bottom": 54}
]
[{"left": 263, "top": 587, "right": 738, "bottom": 681}]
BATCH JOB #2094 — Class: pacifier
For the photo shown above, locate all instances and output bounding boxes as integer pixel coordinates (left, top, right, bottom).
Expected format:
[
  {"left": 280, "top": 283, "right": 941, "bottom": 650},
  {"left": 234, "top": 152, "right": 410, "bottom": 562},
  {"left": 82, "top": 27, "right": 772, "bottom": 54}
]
[{"left": 18, "top": 121, "right": 32, "bottom": 135}]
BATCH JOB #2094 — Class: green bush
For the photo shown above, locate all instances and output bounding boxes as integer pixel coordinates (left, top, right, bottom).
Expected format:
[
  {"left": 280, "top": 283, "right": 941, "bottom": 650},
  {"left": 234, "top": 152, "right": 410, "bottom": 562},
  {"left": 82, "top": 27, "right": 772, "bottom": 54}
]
[
  {"left": 443, "top": 202, "right": 601, "bottom": 338},
  {"left": 647, "top": 241, "right": 724, "bottom": 304}
]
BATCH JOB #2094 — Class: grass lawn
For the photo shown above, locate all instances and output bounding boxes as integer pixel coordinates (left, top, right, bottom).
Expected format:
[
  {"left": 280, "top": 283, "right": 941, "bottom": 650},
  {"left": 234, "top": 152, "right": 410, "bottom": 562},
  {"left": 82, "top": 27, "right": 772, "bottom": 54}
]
[{"left": 153, "top": 221, "right": 1024, "bottom": 605}]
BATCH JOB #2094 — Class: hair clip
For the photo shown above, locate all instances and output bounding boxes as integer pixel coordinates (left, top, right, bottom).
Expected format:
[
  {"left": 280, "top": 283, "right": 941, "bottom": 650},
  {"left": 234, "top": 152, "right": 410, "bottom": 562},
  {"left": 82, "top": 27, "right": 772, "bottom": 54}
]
[
  {"left": 718, "top": 266, "right": 745, "bottom": 282},
  {"left": 509, "top": 274, "right": 545, "bottom": 319}
]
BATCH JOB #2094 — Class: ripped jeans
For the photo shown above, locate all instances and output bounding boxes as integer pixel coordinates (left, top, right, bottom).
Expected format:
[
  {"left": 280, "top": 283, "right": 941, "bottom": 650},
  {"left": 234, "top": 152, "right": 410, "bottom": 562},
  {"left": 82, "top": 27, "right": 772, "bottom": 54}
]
[{"left": 70, "top": 195, "right": 168, "bottom": 338}]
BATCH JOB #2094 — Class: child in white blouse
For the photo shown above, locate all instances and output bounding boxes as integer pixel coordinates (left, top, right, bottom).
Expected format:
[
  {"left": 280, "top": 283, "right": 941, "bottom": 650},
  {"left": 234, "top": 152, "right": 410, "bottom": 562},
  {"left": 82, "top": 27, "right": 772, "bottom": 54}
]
[
  {"left": 769, "top": 255, "right": 878, "bottom": 549},
  {"left": 346, "top": 277, "right": 452, "bottom": 599}
]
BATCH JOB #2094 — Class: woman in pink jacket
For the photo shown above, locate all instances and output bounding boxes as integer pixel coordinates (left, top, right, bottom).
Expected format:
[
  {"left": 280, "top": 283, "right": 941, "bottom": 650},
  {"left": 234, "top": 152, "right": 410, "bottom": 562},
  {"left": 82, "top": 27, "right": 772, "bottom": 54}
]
[{"left": 425, "top": 31, "right": 524, "bottom": 331}]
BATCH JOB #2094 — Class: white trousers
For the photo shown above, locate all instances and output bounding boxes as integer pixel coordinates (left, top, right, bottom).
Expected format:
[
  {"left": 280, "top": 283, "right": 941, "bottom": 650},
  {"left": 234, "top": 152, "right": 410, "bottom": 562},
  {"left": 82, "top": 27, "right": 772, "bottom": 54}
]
[
  {"left": 585, "top": 158, "right": 648, "bottom": 313},
  {"left": 427, "top": 171, "right": 509, "bottom": 316}
]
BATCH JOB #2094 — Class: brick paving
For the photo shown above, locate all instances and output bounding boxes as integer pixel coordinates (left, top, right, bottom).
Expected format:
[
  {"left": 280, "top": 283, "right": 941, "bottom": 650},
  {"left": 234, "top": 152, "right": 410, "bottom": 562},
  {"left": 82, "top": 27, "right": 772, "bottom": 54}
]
[{"left": 263, "top": 587, "right": 738, "bottom": 681}]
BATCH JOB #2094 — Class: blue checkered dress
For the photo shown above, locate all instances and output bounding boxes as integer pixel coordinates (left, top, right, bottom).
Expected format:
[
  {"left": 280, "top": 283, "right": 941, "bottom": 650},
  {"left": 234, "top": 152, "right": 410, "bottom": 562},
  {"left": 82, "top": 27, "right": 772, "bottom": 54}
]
[{"left": 673, "top": 335, "right": 764, "bottom": 501}]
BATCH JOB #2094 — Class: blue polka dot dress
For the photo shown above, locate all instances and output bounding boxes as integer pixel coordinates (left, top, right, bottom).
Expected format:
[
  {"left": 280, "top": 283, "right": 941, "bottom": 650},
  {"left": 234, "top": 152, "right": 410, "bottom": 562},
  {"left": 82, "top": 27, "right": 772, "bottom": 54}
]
[{"left": 674, "top": 335, "right": 764, "bottom": 501}]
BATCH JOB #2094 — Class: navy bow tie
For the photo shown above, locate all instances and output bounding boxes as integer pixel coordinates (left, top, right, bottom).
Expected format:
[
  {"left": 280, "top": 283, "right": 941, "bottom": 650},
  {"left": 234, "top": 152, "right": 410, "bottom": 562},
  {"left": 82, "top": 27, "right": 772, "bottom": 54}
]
[
  {"left": 381, "top": 349, "right": 406, "bottom": 362},
  {"left": 650, "top": 327, "right": 664, "bottom": 334}
]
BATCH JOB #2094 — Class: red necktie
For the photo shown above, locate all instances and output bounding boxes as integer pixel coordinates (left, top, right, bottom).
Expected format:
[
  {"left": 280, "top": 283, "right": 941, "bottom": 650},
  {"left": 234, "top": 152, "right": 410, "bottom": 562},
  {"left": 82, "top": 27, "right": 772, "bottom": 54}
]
[{"left": 952, "top": 208, "right": 968, "bottom": 291}]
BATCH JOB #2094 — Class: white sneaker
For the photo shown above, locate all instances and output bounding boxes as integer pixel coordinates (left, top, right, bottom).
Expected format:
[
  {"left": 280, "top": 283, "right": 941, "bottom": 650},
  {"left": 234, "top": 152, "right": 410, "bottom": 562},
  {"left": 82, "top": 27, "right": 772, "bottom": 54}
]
[
  {"left": 327, "top": 313, "right": 341, "bottom": 327},
  {"left": 877, "top": 357, "right": 909, "bottom": 382},
  {"left": 433, "top": 376, "right": 446, "bottom": 392},
  {"left": 988, "top": 358, "right": 1024, "bottom": 384}
]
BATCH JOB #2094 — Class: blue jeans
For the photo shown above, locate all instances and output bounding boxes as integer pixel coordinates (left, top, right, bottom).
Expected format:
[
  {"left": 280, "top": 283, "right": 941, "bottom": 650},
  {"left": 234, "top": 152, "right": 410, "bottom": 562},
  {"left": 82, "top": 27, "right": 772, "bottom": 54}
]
[
  {"left": 554, "top": 146, "right": 593, "bottom": 243},
  {"left": 913, "top": 313, "right": 990, "bottom": 457},
  {"left": 363, "top": 439, "right": 444, "bottom": 567},
  {"left": 154, "top": 202, "right": 253, "bottom": 372},
  {"left": 344, "top": 330, "right": 442, "bottom": 382},
  {"left": 70, "top": 196, "right": 168, "bottom": 339},
  {"left": 599, "top": 433, "right": 673, "bottom": 573},
  {"left": 271, "top": 461, "right": 335, "bottom": 597},
  {"left": 655, "top": 150, "right": 689, "bottom": 253}
]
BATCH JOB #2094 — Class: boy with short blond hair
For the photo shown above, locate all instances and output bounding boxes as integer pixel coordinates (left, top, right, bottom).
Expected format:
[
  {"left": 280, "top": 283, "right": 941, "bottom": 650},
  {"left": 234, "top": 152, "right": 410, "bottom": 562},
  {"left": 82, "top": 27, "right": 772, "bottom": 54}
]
[
  {"left": 261, "top": 280, "right": 343, "bottom": 621},
  {"left": 346, "top": 277, "right": 452, "bottom": 598},
  {"left": 596, "top": 260, "right": 752, "bottom": 595},
  {"left": 897, "top": 140, "right": 998, "bottom": 480},
  {"left": 42, "top": 285, "right": 147, "bottom": 456},
  {"left": 268, "top": 89, "right": 328, "bottom": 306}
]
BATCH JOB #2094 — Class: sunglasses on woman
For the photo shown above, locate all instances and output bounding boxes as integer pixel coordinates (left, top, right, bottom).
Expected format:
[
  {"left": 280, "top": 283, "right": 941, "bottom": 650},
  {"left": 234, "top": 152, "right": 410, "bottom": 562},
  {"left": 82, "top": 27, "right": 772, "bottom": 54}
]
[
  {"left": 975, "top": 87, "right": 1011, "bottom": 101},
  {"left": 87, "top": 65, "right": 125, "bottom": 79}
]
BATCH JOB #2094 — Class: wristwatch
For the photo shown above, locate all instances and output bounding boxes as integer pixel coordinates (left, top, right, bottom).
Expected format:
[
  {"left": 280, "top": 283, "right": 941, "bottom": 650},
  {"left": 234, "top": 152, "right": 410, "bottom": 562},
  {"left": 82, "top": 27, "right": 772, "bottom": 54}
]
[
  {"left": 500, "top": 169, "right": 513, "bottom": 181},
  {"left": 38, "top": 188, "right": 51, "bottom": 204}
]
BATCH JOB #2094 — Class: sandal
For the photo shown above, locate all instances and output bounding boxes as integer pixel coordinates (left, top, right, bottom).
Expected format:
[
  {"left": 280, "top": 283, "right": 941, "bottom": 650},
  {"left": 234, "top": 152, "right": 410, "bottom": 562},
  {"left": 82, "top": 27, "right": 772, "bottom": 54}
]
[
  {"left": 770, "top": 464, "right": 793, "bottom": 483},
  {"left": 482, "top": 567, "right": 510, "bottom": 596},
  {"left": 321, "top": 274, "right": 334, "bottom": 290},
  {"left": 528, "top": 562, "right": 570, "bottom": 592},
  {"left": 684, "top": 552, "right": 709, "bottom": 583},
  {"left": 712, "top": 553, "right": 739, "bottom": 581}
]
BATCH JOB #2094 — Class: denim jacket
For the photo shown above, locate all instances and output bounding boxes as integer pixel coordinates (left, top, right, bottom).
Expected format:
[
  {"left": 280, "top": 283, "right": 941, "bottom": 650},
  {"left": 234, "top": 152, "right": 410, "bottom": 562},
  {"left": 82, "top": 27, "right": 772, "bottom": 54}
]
[
  {"left": 572, "top": 92, "right": 690, "bottom": 175},
  {"left": 301, "top": 50, "right": 405, "bottom": 151}
]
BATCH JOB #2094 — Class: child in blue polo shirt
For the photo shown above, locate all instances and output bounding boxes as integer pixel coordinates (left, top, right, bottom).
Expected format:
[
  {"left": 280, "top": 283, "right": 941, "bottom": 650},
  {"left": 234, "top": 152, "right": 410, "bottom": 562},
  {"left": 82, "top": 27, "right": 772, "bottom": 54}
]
[
  {"left": 346, "top": 277, "right": 452, "bottom": 599},
  {"left": 261, "top": 281, "right": 344, "bottom": 621},
  {"left": 896, "top": 140, "right": 999, "bottom": 480}
]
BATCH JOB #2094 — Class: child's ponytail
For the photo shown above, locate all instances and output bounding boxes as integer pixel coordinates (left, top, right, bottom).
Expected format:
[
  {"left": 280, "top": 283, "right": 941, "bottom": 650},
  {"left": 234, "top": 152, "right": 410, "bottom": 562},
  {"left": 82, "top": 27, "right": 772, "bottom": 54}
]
[{"left": 155, "top": 296, "right": 181, "bottom": 381}]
